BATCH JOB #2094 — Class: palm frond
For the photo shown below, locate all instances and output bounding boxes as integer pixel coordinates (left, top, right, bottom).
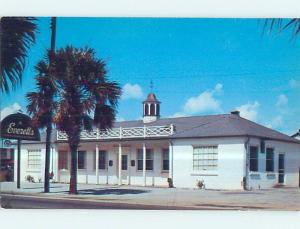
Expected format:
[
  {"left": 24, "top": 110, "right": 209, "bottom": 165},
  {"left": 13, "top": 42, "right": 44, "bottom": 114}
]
[
  {"left": 1, "top": 17, "right": 37, "bottom": 93},
  {"left": 263, "top": 18, "right": 300, "bottom": 38}
]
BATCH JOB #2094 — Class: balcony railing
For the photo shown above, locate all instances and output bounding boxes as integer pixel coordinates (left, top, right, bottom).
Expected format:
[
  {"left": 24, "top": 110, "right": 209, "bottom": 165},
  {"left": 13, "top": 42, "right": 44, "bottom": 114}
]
[{"left": 56, "top": 124, "right": 174, "bottom": 141}]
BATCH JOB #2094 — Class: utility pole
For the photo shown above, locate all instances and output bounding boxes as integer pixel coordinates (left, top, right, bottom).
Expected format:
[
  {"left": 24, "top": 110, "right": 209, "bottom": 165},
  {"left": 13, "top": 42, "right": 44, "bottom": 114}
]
[{"left": 44, "top": 17, "right": 56, "bottom": 193}]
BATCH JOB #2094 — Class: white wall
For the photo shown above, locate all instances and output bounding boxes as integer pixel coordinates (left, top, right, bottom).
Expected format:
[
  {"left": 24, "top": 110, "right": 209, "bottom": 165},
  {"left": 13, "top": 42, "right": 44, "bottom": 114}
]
[
  {"left": 14, "top": 143, "right": 46, "bottom": 183},
  {"left": 57, "top": 141, "right": 169, "bottom": 187},
  {"left": 248, "top": 138, "right": 300, "bottom": 189},
  {"left": 172, "top": 137, "right": 246, "bottom": 190}
]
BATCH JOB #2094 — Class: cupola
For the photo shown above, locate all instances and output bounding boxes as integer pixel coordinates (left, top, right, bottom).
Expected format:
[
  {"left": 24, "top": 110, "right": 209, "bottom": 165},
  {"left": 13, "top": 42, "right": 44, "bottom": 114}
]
[{"left": 143, "top": 92, "right": 161, "bottom": 123}]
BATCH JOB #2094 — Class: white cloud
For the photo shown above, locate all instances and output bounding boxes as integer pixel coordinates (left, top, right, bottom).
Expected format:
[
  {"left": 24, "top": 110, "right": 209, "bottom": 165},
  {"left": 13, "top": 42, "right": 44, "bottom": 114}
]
[
  {"left": 121, "top": 83, "right": 143, "bottom": 100},
  {"left": 276, "top": 94, "right": 288, "bottom": 107},
  {"left": 289, "top": 79, "right": 300, "bottom": 88},
  {"left": 0, "top": 103, "right": 22, "bottom": 120},
  {"left": 184, "top": 91, "right": 221, "bottom": 114},
  {"left": 116, "top": 116, "right": 125, "bottom": 122},
  {"left": 169, "top": 112, "right": 187, "bottom": 118},
  {"left": 236, "top": 101, "right": 260, "bottom": 121},
  {"left": 171, "top": 83, "right": 223, "bottom": 117},
  {"left": 214, "top": 83, "right": 223, "bottom": 93},
  {"left": 266, "top": 115, "right": 283, "bottom": 129}
]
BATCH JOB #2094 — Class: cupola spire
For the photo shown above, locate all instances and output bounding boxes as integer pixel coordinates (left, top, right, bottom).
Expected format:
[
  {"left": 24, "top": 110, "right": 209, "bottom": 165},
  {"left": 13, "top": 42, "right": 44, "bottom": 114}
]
[{"left": 142, "top": 81, "right": 161, "bottom": 123}]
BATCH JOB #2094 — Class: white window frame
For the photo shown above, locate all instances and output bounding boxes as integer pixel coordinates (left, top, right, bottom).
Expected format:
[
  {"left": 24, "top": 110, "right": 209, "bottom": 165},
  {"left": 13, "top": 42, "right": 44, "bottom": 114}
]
[
  {"left": 27, "top": 149, "right": 41, "bottom": 170},
  {"left": 193, "top": 146, "right": 218, "bottom": 171}
]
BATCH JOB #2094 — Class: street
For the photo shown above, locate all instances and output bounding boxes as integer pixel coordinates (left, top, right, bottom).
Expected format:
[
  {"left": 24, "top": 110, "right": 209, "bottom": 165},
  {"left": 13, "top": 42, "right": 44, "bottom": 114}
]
[{"left": 1, "top": 182, "right": 300, "bottom": 210}]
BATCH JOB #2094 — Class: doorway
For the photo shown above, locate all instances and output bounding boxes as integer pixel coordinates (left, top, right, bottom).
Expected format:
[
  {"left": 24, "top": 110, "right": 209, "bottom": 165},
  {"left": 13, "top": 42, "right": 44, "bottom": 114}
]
[
  {"left": 278, "top": 154, "right": 285, "bottom": 184},
  {"left": 121, "top": 154, "right": 129, "bottom": 184}
]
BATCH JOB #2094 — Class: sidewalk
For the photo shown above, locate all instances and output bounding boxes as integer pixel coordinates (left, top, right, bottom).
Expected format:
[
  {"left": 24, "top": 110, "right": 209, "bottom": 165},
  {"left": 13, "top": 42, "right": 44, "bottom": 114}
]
[{"left": 1, "top": 182, "right": 300, "bottom": 210}]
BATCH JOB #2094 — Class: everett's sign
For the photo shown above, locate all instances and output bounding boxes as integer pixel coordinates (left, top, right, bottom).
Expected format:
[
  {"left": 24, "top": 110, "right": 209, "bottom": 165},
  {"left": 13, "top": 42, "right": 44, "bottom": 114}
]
[{"left": 0, "top": 113, "right": 40, "bottom": 141}]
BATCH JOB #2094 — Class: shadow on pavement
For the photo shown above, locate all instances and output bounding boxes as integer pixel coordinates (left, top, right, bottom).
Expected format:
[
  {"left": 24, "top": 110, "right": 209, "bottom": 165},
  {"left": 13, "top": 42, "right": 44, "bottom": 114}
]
[
  {"left": 195, "top": 203, "right": 266, "bottom": 209},
  {"left": 52, "top": 188, "right": 150, "bottom": 196}
]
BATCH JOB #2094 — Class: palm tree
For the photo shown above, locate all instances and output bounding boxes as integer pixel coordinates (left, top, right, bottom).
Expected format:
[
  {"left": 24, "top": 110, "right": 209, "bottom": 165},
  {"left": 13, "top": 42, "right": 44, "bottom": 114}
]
[
  {"left": 263, "top": 19, "right": 300, "bottom": 38},
  {"left": 26, "top": 17, "right": 56, "bottom": 193},
  {"left": 51, "top": 46, "right": 121, "bottom": 194},
  {"left": 26, "top": 52, "right": 57, "bottom": 193},
  {"left": 0, "top": 17, "right": 37, "bottom": 93}
]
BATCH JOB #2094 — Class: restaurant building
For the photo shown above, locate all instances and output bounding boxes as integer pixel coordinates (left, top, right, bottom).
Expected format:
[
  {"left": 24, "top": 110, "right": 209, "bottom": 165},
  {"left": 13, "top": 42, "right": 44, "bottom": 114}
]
[{"left": 13, "top": 93, "right": 300, "bottom": 190}]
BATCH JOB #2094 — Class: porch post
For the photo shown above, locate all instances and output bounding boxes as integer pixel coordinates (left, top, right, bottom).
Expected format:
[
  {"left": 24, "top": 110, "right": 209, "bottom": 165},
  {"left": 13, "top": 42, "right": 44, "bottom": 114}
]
[
  {"left": 169, "top": 141, "right": 173, "bottom": 180},
  {"left": 118, "top": 143, "right": 122, "bottom": 185},
  {"left": 95, "top": 144, "right": 99, "bottom": 184},
  {"left": 143, "top": 142, "right": 146, "bottom": 186}
]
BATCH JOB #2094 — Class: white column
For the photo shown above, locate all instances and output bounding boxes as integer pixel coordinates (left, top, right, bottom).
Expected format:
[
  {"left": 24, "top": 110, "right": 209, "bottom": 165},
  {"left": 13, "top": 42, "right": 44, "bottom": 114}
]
[
  {"left": 118, "top": 143, "right": 122, "bottom": 185},
  {"left": 95, "top": 144, "right": 99, "bottom": 184},
  {"left": 147, "top": 103, "right": 151, "bottom": 115},
  {"left": 169, "top": 141, "right": 173, "bottom": 180},
  {"left": 128, "top": 146, "right": 132, "bottom": 185},
  {"left": 154, "top": 103, "right": 157, "bottom": 115},
  {"left": 143, "top": 143, "right": 146, "bottom": 186}
]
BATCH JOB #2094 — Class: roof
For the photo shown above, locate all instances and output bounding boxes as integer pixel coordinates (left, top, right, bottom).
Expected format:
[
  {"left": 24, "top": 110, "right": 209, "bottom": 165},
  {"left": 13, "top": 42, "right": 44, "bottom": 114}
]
[
  {"left": 21, "top": 113, "right": 300, "bottom": 144},
  {"left": 291, "top": 130, "right": 300, "bottom": 138},
  {"left": 143, "top": 93, "right": 160, "bottom": 103}
]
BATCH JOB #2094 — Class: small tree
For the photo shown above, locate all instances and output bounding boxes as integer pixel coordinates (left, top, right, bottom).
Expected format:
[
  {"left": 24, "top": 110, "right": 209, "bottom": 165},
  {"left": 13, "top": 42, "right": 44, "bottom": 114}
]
[{"left": 26, "top": 53, "right": 57, "bottom": 193}]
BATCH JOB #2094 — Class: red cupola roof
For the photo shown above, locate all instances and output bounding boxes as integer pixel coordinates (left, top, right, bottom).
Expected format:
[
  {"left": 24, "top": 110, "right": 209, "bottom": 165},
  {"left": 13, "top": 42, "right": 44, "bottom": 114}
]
[{"left": 144, "top": 93, "right": 160, "bottom": 103}]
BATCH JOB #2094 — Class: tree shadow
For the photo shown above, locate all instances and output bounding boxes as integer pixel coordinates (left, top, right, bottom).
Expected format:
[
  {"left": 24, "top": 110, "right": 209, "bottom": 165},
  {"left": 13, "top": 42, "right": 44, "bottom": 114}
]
[
  {"left": 78, "top": 188, "right": 150, "bottom": 195},
  {"left": 52, "top": 188, "right": 150, "bottom": 196}
]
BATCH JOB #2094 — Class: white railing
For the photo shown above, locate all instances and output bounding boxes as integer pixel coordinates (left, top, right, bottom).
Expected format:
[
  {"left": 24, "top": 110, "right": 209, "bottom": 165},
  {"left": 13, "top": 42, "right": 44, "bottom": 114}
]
[{"left": 56, "top": 124, "right": 174, "bottom": 141}]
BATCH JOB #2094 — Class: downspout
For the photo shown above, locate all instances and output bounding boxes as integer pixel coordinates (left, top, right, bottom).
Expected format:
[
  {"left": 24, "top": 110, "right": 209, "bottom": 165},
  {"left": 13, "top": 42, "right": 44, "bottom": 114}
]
[{"left": 244, "top": 136, "right": 250, "bottom": 190}]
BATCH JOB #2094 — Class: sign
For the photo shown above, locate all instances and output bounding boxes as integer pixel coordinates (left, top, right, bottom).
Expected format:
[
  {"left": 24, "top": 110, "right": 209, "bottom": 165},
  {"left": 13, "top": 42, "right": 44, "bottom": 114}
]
[{"left": 0, "top": 113, "right": 40, "bottom": 141}]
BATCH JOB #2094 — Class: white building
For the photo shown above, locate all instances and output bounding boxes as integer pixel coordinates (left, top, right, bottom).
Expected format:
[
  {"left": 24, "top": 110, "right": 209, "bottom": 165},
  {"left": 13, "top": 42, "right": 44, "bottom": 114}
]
[{"left": 13, "top": 93, "right": 300, "bottom": 190}]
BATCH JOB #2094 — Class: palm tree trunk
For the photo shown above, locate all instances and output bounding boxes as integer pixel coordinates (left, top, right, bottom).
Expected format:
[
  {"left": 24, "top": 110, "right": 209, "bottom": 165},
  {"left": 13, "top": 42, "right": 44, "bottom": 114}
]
[
  {"left": 44, "top": 124, "right": 52, "bottom": 193},
  {"left": 43, "top": 17, "right": 56, "bottom": 193},
  {"left": 69, "top": 144, "right": 78, "bottom": 194}
]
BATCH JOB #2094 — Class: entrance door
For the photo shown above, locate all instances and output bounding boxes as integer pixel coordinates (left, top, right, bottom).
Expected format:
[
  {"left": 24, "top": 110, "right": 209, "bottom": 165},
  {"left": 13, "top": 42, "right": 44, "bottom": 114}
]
[
  {"left": 121, "top": 154, "right": 129, "bottom": 184},
  {"left": 278, "top": 154, "right": 285, "bottom": 184}
]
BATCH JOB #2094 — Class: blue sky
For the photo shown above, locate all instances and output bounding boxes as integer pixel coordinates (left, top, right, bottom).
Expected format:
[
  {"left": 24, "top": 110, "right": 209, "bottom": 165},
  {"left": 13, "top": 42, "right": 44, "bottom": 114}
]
[{"left": 1, "top": 18, "right": 300, "bottom": 135}]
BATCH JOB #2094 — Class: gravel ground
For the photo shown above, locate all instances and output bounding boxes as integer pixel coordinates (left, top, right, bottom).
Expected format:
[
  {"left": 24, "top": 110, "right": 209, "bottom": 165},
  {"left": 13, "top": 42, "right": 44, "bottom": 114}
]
[{"left": 1, "top": 182, "right": 300, "bottom": 210}]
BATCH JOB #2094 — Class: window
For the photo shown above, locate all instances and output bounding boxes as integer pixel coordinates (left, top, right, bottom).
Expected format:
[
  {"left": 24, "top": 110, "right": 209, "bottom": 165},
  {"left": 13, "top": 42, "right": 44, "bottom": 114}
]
[
  {"left": 250, "top": 146, "right": 258, "bottom": 172},
  {"left": 266, "top": 148, "right": 274, "bottom": 172},
  {"left": 162, "top": 149, "right": 169, "bottom": 171},
  {"left": 122, "top": 155, "right": 128, "bottom": 170},
  {"left": 98, "top": 150, "right": 107, "bottom": 170},
  {"left": 193, "top": 146, "right": 218, "bottom": 171},
  {"left": 59, "top": 151, "right": 68, "bottom": 170},
  {"left": 137, "top": 149, "right": 154, "bottom": 171},
  {"left": 78, "top": 151, "right": 86, "bottom": 169},
  {"left": 27, "top": 150, "right": 41, "bottom": 170},
  {"left": 144, "top": 104, "right": 149, "bottom": 116},
  {"left": 150, "top": 104, "right": 155, "bottom": 115}
]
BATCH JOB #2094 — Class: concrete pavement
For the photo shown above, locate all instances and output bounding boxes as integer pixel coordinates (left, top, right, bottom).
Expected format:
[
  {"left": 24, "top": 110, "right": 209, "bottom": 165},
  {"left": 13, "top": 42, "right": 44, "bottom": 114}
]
[{"left": 1, "top": 182, "right": 300, "bottom": 210}]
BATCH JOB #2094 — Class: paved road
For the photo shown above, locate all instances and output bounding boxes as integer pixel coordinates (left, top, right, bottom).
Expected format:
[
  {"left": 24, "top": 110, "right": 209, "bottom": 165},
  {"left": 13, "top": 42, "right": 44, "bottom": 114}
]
[
  {"left": 1, "top": 182, "right": 300, "bottom": 210},
  {"left": 0, "top": 194, "right": 199, "bottom": 210}
]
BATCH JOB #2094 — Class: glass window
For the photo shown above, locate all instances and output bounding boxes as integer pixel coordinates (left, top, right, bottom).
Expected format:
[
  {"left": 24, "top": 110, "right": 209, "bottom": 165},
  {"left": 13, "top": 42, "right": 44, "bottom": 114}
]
[
  {"left": 59, "top": 151, "right": 68, "bottom": 170},
  {"left": 193, "top": 146, "right": 218, "bottom": 171},
  {"left": 266, "top": 148, "right": 274, "bottom": 172},
  {"left": 28, "top": 150, "right": 41, "bottom": 170},
  {"left": 137, "top": 149, "right": 154, "bottom": 171},
  {"left": 162, "top": 149, "right": 169, "bottom": 171},
  {"left": 98, "top": 150, "right": 107, "bottom": 170},
  {"left": 78, "top": 151, "right": 86, "bottom": 169},
  {"left": 122, "top": 155, "right": 128, "bottom": 170},
  {"left": 250, "top": 146, "right": 258, "bottom": 172}
]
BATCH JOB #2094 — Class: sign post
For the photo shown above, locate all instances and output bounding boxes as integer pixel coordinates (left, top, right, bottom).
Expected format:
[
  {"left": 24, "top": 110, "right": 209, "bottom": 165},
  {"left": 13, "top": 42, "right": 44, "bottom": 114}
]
[
  {"left": 0, "top": 112, "right": 40, "bottom": 189},
  {"left": 17, "top": 139, "right": 21, "bottom": 189}
]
